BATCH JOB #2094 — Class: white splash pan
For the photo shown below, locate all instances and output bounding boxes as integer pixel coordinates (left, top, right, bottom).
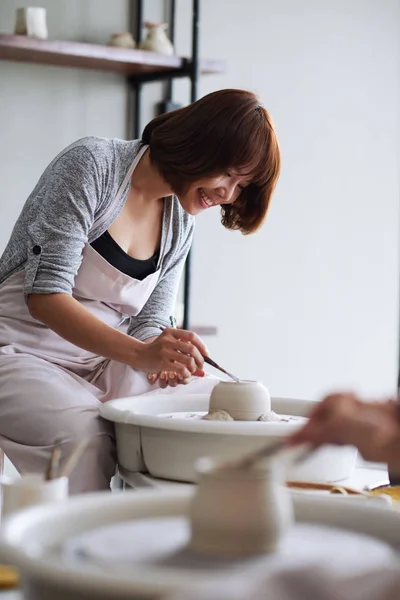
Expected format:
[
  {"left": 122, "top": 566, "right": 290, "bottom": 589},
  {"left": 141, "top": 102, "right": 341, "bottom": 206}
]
[
  {"left": 0, "top": 488, "right": 398, "bottom": 600},
  {"left": 100, "top": 395, "right": 357, "bottom": 483}
]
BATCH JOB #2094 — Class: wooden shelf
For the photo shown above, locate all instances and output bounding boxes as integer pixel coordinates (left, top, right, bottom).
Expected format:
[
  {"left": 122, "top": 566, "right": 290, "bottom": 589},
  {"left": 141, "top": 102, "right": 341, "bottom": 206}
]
[{"left": 0, "top": 34, "right": 225, "bottom": 77}]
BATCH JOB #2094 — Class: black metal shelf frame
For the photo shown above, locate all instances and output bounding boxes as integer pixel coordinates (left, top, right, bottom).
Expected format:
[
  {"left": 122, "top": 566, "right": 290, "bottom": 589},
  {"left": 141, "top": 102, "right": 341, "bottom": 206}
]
[{"left": 129, "top": 0, "right": 200, "bottom": 330}]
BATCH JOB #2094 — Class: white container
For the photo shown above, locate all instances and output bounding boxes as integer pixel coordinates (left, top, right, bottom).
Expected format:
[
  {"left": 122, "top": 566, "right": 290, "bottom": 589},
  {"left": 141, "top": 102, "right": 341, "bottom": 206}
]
[
  {"left": 0, "top": 473, "right": 68, "bottom": 522},
  {"left": 14, "top": 7, "right": 48, "bottom": 40},
  {"left": 190, "top": 458, "right": 293, "bottom": 556},
  {"left": 209, "top": 380, "right": 271, "bottom": 420},
  {"left": 139, "top": 22, "right": 174, "bottom": 55}
]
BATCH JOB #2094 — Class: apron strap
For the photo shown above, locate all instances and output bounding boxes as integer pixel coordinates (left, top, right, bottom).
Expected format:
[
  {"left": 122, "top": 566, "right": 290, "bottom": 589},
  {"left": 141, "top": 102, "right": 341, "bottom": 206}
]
[
  {"left": 93, "top": 144, "right": 149, "bottom": 231},
  {"left": 158, "top": 198, "right": 174, "bottom": 268},
  {"left": 114, "top": 144, "right": 149, "bottom": 206}
]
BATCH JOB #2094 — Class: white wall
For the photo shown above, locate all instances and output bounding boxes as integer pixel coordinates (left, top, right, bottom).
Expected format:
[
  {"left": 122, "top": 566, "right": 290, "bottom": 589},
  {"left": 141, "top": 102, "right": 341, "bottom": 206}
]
[
  {"left": 174, "top": 0, "right": 400, "bottom": 399},
  {"left": 0, "top": 0, "right": 129, "bottom": 249},
  {"left": 0, "top": 0, "right": 399, "bottom": 402}
]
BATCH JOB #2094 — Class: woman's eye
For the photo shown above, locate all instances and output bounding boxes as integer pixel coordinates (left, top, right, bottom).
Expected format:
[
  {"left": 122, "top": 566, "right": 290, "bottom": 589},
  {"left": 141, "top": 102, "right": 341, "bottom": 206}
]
[{"left": 227, "top": 170, "right": 245, "bottom": 190}]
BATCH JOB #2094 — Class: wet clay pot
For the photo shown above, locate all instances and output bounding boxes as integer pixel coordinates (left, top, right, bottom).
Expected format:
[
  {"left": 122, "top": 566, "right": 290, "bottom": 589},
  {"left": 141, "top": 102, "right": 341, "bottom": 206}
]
[
  {"left": 189, "top": 457, "right": 293, "bottom": 557},
  {"left": 209, "top": 380, "right": 271, "bottom": 421}
]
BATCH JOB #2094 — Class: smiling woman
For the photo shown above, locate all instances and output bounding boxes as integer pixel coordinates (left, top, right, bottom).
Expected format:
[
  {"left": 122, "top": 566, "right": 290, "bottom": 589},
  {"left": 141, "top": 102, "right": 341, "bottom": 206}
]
[
  {"left": 0, "top": 89, "right": 280, "bottom": 495},
  {"left": 142, "top": 89, "right": 281, "bottom": 233}
]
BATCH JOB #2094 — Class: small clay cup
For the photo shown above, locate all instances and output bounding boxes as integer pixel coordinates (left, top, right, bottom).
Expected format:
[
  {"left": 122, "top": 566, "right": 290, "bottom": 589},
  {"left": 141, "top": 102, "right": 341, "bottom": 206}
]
[{"left": 209, "top": 380, "right": 271, "bottom": 421}]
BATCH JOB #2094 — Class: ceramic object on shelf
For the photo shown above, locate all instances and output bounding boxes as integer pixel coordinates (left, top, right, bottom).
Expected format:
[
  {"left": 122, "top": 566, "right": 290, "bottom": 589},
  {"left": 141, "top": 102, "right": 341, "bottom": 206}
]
[
  {"left": 108, "top": 32, "right": 136, "bottom": 49},
  {"left": 209, "top": 380, "right": 271, "bottom": 420},
  {"left": 189, "top": 457, "right": 293, "bottom": 556},
  {"left": 14, "top": 7, "right": 48, "bottom": 40},
  {"left": 138, "top": 22, "right": 174, "bottom": 55}
]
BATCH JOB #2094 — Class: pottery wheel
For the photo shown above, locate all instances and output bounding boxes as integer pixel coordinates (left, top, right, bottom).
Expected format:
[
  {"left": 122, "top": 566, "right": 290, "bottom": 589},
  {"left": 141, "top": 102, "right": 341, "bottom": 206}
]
[{"left": 63, "top": 517, "right": 396, "bottom": 579}]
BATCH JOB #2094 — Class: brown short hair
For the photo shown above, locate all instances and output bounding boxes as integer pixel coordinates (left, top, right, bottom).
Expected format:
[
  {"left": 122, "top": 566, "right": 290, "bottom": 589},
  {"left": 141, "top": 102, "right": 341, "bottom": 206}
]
[{"left": 142, "top": 89, "right": 280, "bottom": 234}]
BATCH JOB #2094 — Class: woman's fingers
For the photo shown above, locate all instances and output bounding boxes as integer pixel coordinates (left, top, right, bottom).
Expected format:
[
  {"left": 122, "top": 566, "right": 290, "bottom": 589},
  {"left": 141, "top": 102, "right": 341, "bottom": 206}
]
[
  {"left": 138, "top": 329, "right": 209, "bottom": 378},
  {"left": 143, "top": 328, "right": 210, "bottom": 379},
  {"left": 169, "top": 328, "right": 209, "bottom": 357},
  {"left": 147, "top": 373, "right": 159, "bottom": 384},
  {"left": 149, "top": 367, "right": 204, "bottom": 388},
  {"left": 159, "top": 371, "right": 179, "bottom": 388},
  {"left": 193, "top": 367, "right": 205, "bottom": 378},
  {"left": 171, "top": 339, "right": 204, "bottom": 370},
  {"left": 146, "top": 329, "right": 208, "bottom": 388},
  {"left": 150, "top": 371, "right": 184, "bottom": 388}
]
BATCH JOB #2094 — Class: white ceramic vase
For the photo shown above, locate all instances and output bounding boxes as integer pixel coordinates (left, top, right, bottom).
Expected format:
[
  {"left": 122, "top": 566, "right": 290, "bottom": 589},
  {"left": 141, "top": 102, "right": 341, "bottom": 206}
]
[
  {"left": 189, "top": 457, "right": 293, "bottom": 556},
  {"left": 209, "top": 380, "right": 271, "bottom": 420},
  {"left": 15, "top": 7, "right": 48, "bottom": 40},
  {"left": 139, "top": 22, "right": 174, "bottom": 55}
]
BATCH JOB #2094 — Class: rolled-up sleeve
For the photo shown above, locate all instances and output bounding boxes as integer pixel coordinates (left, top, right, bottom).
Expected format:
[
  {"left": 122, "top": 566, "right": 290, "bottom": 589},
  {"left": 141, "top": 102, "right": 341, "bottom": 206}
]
[{"left": 24, "top": 147, "right": 102, "bottom": 300}]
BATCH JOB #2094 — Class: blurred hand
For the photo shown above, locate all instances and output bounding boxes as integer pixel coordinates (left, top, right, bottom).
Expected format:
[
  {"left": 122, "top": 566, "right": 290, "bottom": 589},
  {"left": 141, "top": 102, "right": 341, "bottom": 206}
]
[{"left": 288, "top": 392, "right": 400, "bottom": 465}]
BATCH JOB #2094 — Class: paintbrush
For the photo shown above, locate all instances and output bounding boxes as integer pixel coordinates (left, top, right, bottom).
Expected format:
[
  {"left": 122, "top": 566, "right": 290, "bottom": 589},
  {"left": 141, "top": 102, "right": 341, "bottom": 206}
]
[
  {"left": 45, "top": 444, "right": 62, "bottom": 481},
  {"left": 229, "top": 441, "right": 312, "bottom": 470},
  {"left": 59, "top": 437, "right": 91, "bottom": 479}
]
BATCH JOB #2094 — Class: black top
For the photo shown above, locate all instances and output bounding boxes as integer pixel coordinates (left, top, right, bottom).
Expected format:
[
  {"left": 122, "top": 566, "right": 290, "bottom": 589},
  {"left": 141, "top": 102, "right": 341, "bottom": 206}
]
[{"left": 91, "top": 231, "right": 159, "bottom": 280}]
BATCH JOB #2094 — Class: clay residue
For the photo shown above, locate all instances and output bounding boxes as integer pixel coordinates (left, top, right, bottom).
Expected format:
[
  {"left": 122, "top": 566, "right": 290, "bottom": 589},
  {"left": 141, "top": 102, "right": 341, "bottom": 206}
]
[
  {"left": 202, "top": 409, "right": 291, "bottom": 422},
  {"left": 202, "top": 410, "right": 234, "bottom": 421},
  {"left": 257, "top": 410, "right": 283, "bottom": 422}
]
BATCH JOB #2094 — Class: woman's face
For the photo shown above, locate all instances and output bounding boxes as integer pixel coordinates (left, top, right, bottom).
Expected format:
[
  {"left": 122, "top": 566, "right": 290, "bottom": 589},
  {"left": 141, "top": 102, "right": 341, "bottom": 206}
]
[{"left": 177, "top": 170, "right": 250, "bottom": 215}]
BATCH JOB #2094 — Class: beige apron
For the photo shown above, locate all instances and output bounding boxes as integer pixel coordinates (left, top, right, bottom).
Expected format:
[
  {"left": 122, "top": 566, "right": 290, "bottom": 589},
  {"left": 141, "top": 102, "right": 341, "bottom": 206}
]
[{"left": 0, "top": 145, "right": 216, "bottom": 493}]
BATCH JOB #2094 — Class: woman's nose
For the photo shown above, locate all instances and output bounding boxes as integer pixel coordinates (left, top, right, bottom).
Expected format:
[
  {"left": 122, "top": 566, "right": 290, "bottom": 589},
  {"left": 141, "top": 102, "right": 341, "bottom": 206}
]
[{"left": 215, "top": 182, "right": 236, "bottom": 204}]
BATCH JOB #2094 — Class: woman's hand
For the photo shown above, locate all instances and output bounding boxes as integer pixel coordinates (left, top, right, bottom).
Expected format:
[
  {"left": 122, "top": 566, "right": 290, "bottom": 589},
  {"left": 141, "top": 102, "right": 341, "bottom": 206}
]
[
  {"left": 137, "top": 328, "right": 207, "bottom": 380},
  {"left": 147, "top": 367, "right": 205, "bottom": 388},
  {"left": 288, "top": 393, "right": 400, "bottom": 465}
]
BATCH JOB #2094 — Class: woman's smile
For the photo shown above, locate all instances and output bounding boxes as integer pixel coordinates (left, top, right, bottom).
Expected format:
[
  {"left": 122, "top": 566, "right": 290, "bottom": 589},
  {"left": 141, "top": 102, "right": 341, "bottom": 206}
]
[{"left": 198, "top": 187, "right": 216, "bottom": 209}]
